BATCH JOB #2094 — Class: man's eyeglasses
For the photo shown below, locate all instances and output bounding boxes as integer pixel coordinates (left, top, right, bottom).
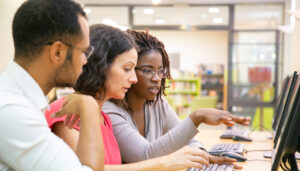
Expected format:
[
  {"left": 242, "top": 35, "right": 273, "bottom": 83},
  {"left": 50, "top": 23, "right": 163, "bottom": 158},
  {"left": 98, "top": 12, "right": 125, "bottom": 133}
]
[
  {"left": 135, "top": 67, "right": 168, "bottom": 79},
  {"left": 47, "top": 41, "right": 94, "bottom": 60}
]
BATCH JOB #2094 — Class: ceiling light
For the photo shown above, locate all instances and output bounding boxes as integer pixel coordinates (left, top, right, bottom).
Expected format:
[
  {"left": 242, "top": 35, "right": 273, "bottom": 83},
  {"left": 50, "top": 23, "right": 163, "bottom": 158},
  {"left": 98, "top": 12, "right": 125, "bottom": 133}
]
[
  {"left": 155, "top": 18, "right": 165, "bottom": 24},
  {"left": 84, "top": 8, "right": 92, "bottom": 15},
  {"left": 197, "top": 13, "right": 207, "bottom": 18},
  {"left": 144, "top": 8, "right": 154, "bottom": 15},
  {"left": 101, "top": 18, "right": 128, "bottom": 31},
  {"left": 271, "top": 53, "right": 276, "bottom": 59},
  {"left": 209, "top": 7, "right": 220, "bottom": 14},
  {"left": 213, "top": 18, "right": 223, "bottom": 24},
  {"left": 152, "top": 0, "right": 162, "bottom": 5}
]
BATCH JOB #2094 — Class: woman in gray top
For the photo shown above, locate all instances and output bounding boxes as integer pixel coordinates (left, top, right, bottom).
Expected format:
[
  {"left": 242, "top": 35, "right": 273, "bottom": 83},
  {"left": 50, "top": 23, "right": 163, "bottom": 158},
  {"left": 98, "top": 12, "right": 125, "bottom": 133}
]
[{"left": 103, "top": 30, "right": 249, "bottom": 166}]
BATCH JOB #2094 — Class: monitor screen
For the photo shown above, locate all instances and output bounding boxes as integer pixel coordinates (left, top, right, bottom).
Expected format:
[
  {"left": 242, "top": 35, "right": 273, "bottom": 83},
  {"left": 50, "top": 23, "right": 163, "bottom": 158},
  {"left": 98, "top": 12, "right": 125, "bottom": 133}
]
[
  {"left": 272, "top": 75, "right": 290, "bottom": 129},
  {"left": 273, "top": 72, "right": 298, "bottom": 147},
  {"left": 271, "top": 74, "right": 300, "bottom": 171}
]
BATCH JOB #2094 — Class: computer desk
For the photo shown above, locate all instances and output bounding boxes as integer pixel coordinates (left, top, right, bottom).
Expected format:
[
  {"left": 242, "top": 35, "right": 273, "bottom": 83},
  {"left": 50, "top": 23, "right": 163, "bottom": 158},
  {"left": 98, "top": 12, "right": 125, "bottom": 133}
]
[{"left": 182, "top": 129, "right": 300, "bottom": 171}]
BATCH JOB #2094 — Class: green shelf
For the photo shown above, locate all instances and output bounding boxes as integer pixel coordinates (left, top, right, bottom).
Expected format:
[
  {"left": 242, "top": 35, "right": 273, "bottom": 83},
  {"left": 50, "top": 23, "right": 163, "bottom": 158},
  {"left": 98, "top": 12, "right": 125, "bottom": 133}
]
[{"left": 165, "top": 78, "right": 200, "bottom": 96}]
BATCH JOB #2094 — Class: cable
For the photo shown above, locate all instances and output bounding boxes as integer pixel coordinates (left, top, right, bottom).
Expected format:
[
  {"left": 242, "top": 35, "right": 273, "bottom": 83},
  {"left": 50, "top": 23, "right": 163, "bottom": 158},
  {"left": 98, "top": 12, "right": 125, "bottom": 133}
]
[
  {"left": 280, "top": 162, "right": 289, "bottom": 171},
  {"left": 245, "top": 149, "right": 273, "bottom": 153},
  {"left": 246, "top": 159, "right": 270, "bottom": 162},
  {"left": 287, "top": 154, "right": 300, "bottom": 171}
]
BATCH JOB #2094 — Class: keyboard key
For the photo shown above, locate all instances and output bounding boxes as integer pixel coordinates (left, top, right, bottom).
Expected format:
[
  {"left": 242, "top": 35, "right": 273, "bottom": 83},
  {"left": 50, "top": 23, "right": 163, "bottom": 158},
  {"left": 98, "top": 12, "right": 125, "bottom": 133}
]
[
  {"left": 187, "top": 164, "right": 233, "bottom": 171},
  {"left": 220, "top": 129, "right": 249, "bottom": 139},
  {"left": 209, "top": 143, "right": 244, "bottom": 156}
]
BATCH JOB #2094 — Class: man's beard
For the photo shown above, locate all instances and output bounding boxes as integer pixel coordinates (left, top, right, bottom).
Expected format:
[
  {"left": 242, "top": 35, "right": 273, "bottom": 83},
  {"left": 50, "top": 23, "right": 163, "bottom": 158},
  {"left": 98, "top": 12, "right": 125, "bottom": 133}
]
[{"left": 55, "top": 50, "right": 78, "bottom": 87}]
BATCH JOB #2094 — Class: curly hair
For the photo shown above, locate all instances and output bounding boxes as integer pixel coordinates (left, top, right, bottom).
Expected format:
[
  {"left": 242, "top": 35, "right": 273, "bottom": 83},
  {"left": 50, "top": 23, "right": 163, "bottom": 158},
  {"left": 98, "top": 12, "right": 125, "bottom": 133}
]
[
  {"left": 110, "top": 29, "right": 171, "bottom": 111},
  {"left": 74, "top": 24, "right": 136, "bottom": 99},
  {"left": 128, "top": 29, "right": 171, "bottom": 100}
]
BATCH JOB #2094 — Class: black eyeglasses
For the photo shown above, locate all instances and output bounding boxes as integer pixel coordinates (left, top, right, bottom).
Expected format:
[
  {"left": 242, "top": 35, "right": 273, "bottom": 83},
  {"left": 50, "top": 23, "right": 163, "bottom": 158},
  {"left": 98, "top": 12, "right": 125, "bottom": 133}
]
[
  {"left": 47, "top": 41, "right": 94, "bottom": 60},
  {"left": 135, "top": 67, "right": 168, "bottom": 78}
]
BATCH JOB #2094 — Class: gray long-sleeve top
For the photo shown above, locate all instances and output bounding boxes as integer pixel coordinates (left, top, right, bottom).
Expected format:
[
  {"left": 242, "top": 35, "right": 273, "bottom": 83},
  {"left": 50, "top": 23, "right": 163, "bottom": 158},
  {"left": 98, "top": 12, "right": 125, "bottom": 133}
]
[{"left": 102, "top": 98, "right": 204, "bottom": 163}]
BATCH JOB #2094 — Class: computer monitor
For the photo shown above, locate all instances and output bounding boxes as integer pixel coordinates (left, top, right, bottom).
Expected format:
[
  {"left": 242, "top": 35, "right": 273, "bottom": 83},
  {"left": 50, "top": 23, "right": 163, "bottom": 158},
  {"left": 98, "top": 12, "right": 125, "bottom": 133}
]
[
  {"left": 271, "top": 73, "right": 300, "bottom": 171},
  {"left": 272, "top": 74, "right": 291, "bottom": 129},
  {"left": 273, "top": 71, "right": 298, "bottom": 146}
]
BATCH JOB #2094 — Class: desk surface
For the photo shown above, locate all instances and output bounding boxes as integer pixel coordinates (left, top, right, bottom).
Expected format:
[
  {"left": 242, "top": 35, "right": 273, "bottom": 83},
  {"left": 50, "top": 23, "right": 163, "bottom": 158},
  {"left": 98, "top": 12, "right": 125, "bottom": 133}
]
[{"left": 187, "top": 129, "right": 277, "bottom": 171}]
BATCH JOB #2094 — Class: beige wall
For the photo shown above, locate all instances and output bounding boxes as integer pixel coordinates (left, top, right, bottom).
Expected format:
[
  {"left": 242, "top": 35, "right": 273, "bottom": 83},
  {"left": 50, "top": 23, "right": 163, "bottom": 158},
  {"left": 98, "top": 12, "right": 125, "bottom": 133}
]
[
  {"left": 0, "top": 1, "right": 298, "bottom": 76},
  {"left": 283, "top": 0, "right": 300, "bottom": 77},
  {"left": 150, "top": 30, "right": 228, "bottom": 72},
  {"left": 0, "top": 0, "right": 24, "bottom": 73}
]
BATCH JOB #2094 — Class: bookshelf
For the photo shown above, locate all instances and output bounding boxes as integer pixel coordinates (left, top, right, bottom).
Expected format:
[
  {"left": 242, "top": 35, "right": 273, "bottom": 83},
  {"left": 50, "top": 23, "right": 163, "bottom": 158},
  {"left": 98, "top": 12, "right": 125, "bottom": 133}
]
[
  {"left": 200, "top": 74, "right": 224, "bottom": 109},
  {"left": 166, "top": 78, "right": 200, "bottom": 96},
  {"left": 165, "top": 78, "right": 200, "bottom": 118}
]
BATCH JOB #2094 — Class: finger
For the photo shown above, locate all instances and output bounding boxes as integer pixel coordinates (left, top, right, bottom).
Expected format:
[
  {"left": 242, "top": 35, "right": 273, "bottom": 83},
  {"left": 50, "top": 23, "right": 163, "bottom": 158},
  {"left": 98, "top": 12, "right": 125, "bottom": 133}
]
[
  {"left": 52, "top": 110, "right": 64, "bottom": 118},
  {"left": 64, "top": 113, "right": 72, "bottom": 126},
  {"left": 188, "top": 148, "right": 210, "bottom": 161},
  {"left": 209, "top": 155, "right": 233, "bottom": 164},
  {"left": 188, "top": 162, "right": 204, "bottom": 169},
  {"left": 68, "top": 115, "right": 79, "bottom": 129},
  {"left": 242, "top": 121, "right": 250, "bottom": 126},
  {"left": 232, "top": 163, "right": 243, "bottom": 170},
  {"left": 219, "top": 116, "right": 232, "bottom": 122},
  {"left": 223, "top": 120, "right": 235, "bottom": 127},
  {"left": 53, "top": 99, "right": 72, "bottom": 118},
  {"left": 188, "top": 155, "right": 209, "bottom": 166},
  {"left": 231, "top": 116, "right": 249, "bottom": 125},
  {"left": 210, "top": 156, "right": 236, "bottom": 164}
]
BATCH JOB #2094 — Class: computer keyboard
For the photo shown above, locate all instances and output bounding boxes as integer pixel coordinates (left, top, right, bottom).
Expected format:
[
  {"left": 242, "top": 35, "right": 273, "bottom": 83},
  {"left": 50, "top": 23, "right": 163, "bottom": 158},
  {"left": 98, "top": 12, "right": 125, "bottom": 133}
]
[
  {"left": 220, "top": 129, "right": 249, "bottom": 139},
  {"left": 209, "top": 143, "right": 245, "bottom": 156},
  {"left": 187, "top": 164, "right": 234, "bottom": 171}
]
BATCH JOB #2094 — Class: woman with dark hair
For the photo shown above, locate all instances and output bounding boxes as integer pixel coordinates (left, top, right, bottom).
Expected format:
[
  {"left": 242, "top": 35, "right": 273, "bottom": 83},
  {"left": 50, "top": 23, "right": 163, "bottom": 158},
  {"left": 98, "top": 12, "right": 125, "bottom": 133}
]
[
  {"left": 45, "top": 24, "right": 212, "bottom": 170},
  {"left": 103, "top": 30, "right": 249, "bottom": 168}
]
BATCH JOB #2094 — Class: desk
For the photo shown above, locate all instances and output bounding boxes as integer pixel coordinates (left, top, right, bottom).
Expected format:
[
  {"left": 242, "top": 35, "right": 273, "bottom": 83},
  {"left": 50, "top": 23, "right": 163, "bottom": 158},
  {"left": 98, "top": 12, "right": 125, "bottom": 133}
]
[
  {"left": 193, "top": 129, "right": 272, "bottom": 171},
  {"left": 182, "top": 129, "right": 300, "bottom": 171}
]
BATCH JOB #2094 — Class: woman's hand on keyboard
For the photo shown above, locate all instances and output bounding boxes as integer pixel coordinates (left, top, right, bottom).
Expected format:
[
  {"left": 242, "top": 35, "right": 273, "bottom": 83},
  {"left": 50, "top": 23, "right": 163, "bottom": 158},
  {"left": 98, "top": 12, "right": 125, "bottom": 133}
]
[
  {"left": 161, "top": 146, "right": 210, "bottom": 171},
  {"left": 190, "top": 108, "right": 251, "bottom": 127},
  {"left": 209, "top": 155, "right": 243, "bottom": 170}
]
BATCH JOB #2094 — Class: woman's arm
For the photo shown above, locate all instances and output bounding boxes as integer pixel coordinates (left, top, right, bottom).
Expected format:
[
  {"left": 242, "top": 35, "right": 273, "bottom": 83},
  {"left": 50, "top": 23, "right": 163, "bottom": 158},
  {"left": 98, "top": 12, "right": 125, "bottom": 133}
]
[
  {"left": 103, "top": 100, "right": 202, "bottom": 163},
  {"left": 108, "top": 112, "right": 203, "bottom": 163},
  {"left": 52, "top": 122, "right": 80, "bottom": 151},
  {"left": 105, "top": 146, "right": 210, "bottom": 171},
  {"left": 189, "top": 108, "right": 251, "bottom": 127},
  {"left": 53, "top": 122, "right": 213, "bottom": 171},
  {"left": 162, "top": 100, "right": 203, "bottom": 149}
]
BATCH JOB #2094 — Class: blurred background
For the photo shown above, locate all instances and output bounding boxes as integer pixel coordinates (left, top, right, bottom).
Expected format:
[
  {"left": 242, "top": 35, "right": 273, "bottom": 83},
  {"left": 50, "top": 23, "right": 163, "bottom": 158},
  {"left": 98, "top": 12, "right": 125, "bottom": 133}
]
[{"left": 1, "top": 0, "right": 300, "bottom": 131}]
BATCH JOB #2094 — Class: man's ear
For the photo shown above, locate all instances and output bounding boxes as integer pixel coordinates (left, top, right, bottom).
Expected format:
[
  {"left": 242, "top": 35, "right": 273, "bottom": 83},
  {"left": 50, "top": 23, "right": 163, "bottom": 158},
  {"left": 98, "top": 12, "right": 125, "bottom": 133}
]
[{"left": 48, "top": 41, "right": 68, "bottom": 65}]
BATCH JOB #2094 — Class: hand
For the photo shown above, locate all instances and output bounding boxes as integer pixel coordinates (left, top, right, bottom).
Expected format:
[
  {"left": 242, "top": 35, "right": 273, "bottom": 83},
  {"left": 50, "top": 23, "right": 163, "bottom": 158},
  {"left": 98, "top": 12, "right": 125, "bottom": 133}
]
[
  {"left": 209, "top": 154, "right": 243, "bottom": 170},
  {"left": 191, "top": 108, "right": 251, "bottom": 127},
  {"left": 51, "top": 93, "right": 99, "bottom": 129},
  {"left": 161, "top": 146, "right": 209, "bottom": 171}
]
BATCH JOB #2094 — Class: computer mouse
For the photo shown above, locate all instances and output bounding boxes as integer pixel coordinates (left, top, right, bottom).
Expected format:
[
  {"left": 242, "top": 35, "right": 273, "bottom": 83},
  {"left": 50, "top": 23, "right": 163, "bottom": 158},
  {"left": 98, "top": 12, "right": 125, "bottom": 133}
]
[
  {"left": 233, "top": 134, "right": 253, "bottom": 142},
  {"left": 221, "top": 152, "right": 247, "bottom": 162}
]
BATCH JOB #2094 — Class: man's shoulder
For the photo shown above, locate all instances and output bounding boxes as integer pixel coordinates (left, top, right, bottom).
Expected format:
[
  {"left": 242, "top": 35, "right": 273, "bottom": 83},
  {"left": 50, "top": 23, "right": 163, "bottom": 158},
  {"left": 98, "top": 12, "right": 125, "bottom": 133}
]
[{"left": 0, "top": 75, "right": 31, "bottom": 108}]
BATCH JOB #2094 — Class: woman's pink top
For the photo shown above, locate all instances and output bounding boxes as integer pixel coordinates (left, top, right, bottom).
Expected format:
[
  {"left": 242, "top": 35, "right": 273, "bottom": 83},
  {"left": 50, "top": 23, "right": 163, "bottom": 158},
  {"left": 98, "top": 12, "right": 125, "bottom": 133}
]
[{"left": 44, "top": 98, "right": 121, "bottom": 165}]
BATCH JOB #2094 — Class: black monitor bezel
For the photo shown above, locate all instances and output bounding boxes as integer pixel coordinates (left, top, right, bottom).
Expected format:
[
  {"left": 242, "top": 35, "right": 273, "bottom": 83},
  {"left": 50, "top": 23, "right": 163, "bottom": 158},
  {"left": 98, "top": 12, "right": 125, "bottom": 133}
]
[
  {"left": 273, "top": 71, "right": 298, "bottom": 147},
  {"left": 272, "top": 75, "right": 291, "bottom": 129},
  {"left": 271, "top": 73, "right": 300, "bottom": 171}
]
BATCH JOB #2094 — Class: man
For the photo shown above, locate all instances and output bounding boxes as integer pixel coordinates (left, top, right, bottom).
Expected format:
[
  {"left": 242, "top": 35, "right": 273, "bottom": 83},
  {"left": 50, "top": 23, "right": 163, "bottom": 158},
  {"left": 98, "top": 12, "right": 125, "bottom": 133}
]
[{"left": 0, "top": 0, "right": 104, "bottom": 170}]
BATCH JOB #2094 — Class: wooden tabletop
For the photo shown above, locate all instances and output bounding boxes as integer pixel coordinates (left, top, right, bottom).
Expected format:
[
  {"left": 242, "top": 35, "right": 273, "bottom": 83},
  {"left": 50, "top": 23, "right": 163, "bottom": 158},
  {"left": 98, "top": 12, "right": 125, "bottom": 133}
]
[{"left": 190, "top": 129, "right": 273, "bottom": 171}]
